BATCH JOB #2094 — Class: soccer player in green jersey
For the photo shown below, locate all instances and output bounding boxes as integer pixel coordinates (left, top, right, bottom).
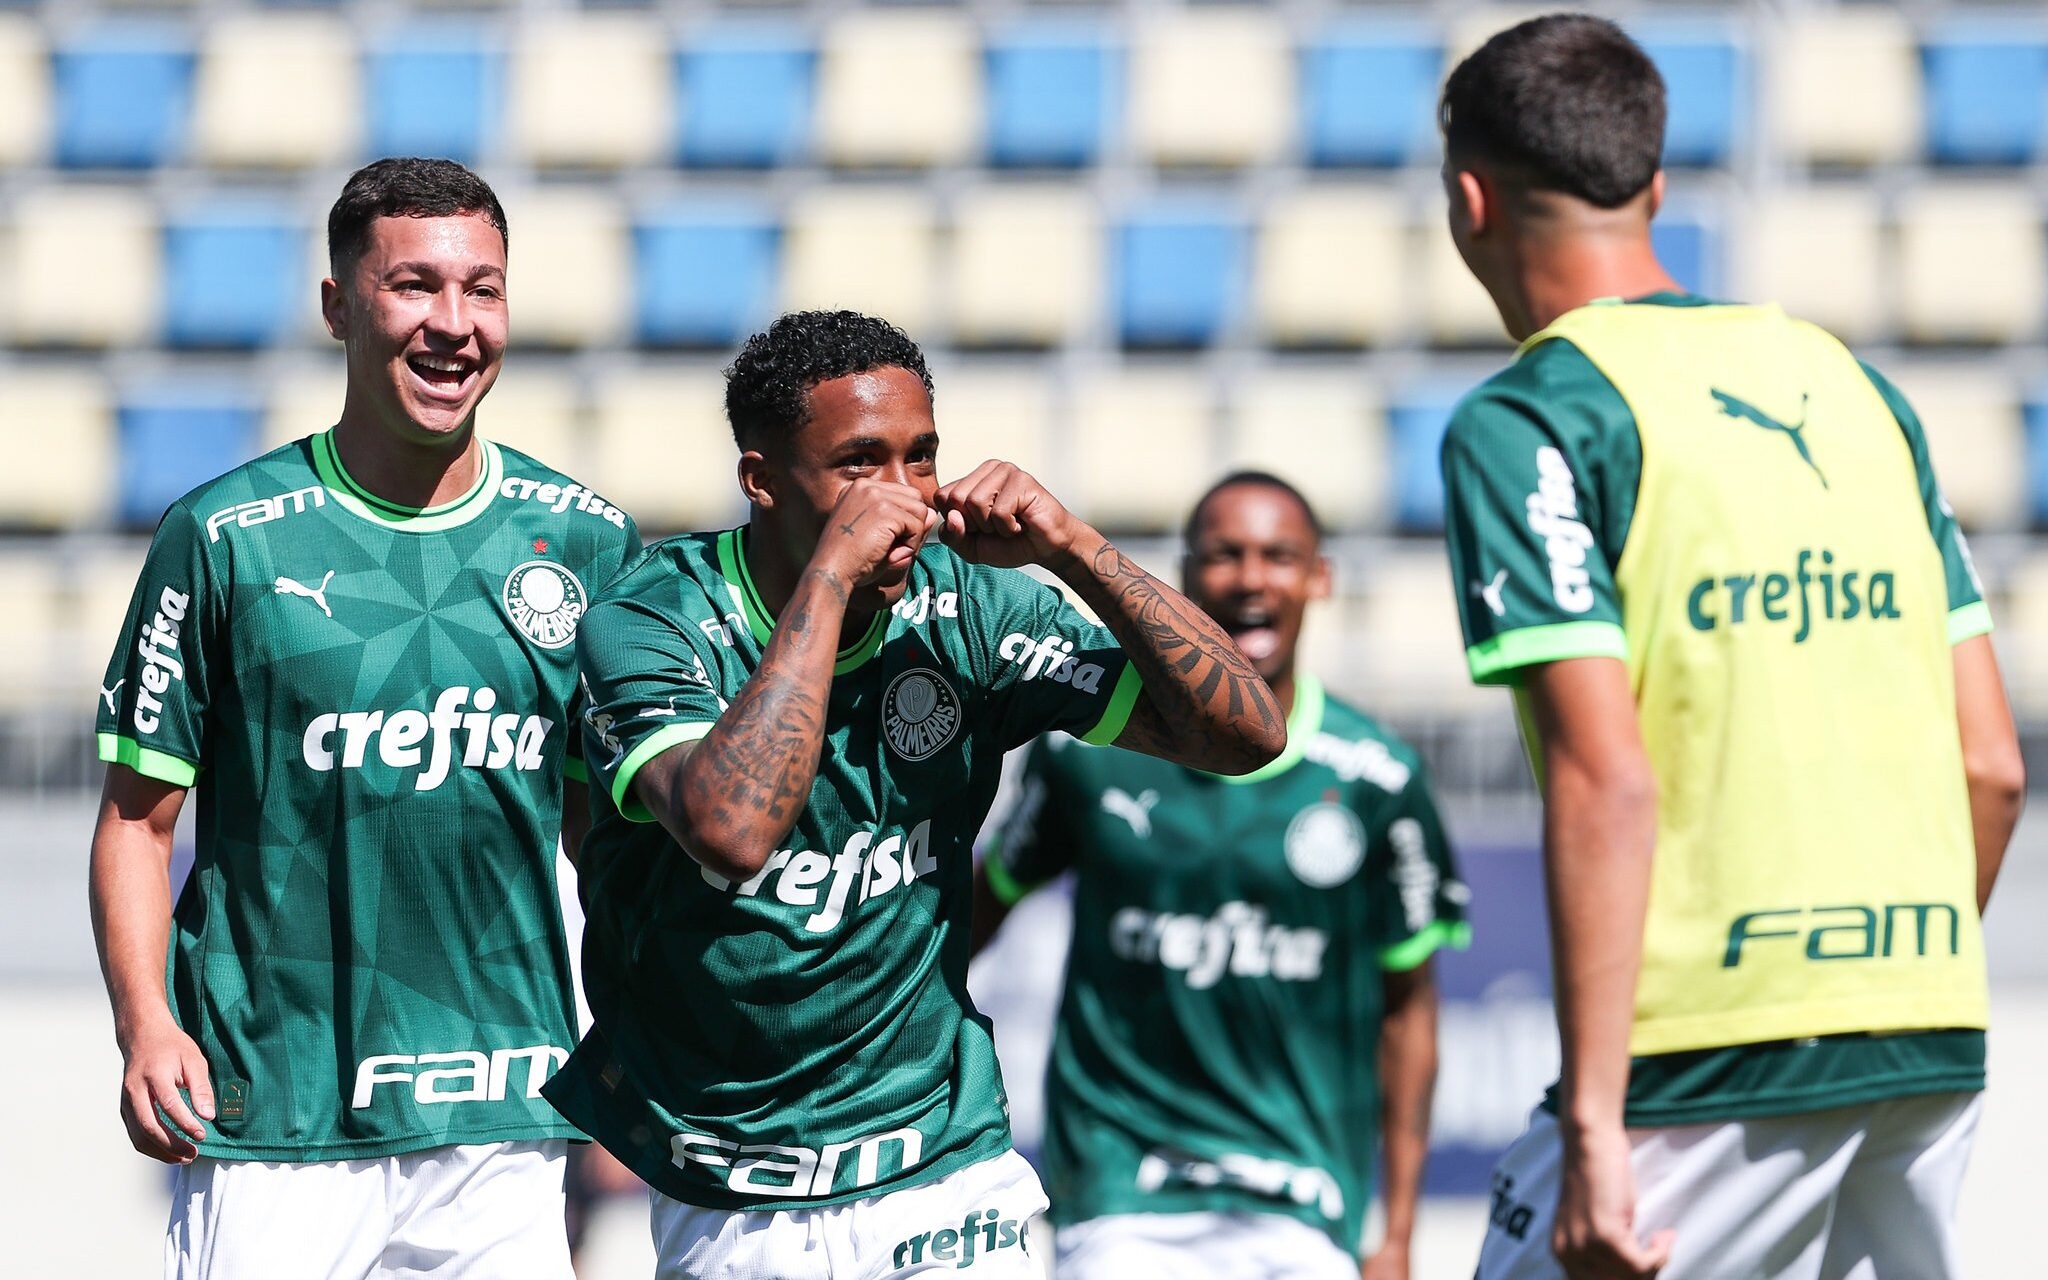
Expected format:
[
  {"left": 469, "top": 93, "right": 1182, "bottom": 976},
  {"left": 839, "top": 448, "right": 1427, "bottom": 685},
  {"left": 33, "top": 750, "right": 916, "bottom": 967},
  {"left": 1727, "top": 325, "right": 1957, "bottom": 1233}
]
[
  {"left": 88, "top": 158, "right": 640, "bottom": 1278},
  {"left": 1436, "top": 17, "right": 2026, "bottom": 1280},
  {"left": 544, "top": 310, "right": 1286, "bottom": 1278},
  {"left": 972, "top": 472, "right": 1471, "bottom": 1280}
]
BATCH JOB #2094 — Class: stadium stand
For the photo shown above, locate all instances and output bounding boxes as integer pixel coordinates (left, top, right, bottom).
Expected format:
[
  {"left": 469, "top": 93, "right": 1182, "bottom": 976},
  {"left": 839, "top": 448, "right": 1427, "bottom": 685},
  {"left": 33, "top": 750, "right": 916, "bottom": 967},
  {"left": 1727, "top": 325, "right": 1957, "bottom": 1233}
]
[
  {"left": 5, "top": 186, "right": 160, "bottom": 348},
  {"left": 500, "top": 188, "right": 629, "bottom": 349},
  {"left": 1738, "top": 188, "right": 1886, "bottom": 344},
  {"left": 588, "top": 367, "right": 739, "bottom": 533},
  {"left": 984, "top": 24, "right": 1114, "bottom": 169},
  {"left": 633, "top": 200, "right": 781, "bottom": 349},
  {"left": 781, "top": 187, "right": 938, "bottom": 336},
  {"left": 929, "top": 363, "right": 1057, "bottom": 490},
  {"left": 1897, "top": 185, "right": 2045, "bottom": 345},
  {"left": 507, "top": 15, "right": 669, "bottom": 170},
  {"left": 0, "top": 15, "right": 45, "bottom": 171},
  {"left": 115, "top": 388, "right": 258, "bottom": 529},
  {"left": 1768, "top": 9, "right": 1920, "bottom": 168},
  {"left": 162, "top": 205, "right": 304, "bottom": 349},
  {"left": 1890, "top": 366, "right": 2028, "bottom": 531},
  {"left": 52, "top": 26, "right": 192, "bottom": 170},
  {"left": 677, "top": 27, "right": 814, "bottom": 169},
  {"left": 1224, "top": 370, "right": 1385, "bottom": 531},
  {"left": 1641, "top": 27, "right": 1743, "bottom": 168},
  {"left": 1128, "top": 10, "right": 1291, "bottom": 168},
  {"left": 1253, "top": 187, "right": 1407, "bottom": 348},
  {"left": 815, "top": 12, "right": 980, "bottom": 169},
  {"left": 948, "top": 185, "right": 1099, "bottom": 349},
  {"left": 1300, "top": 25, "right": 1442, "bottom": 168},
  {"left": 1115, "top": 201, "right": 1247, "bottom": 348},
  {"left": 1387, "top": 383, "right": 1466, "bottom": 534},
  {"left": 1068, "top": 368, "right": 1214, "bottom": 532},
  {"left": 190, "top": 16, "right": 357, "bottom": 169},
  {"left": 1922, "top": 23, "right": 2048, "bottom": 166},
  {"left": 365, "top": 30, "right": 495, "bottom": 165},
  {"left": 0, "top": 367, "right": 113, "bottom": 531}
]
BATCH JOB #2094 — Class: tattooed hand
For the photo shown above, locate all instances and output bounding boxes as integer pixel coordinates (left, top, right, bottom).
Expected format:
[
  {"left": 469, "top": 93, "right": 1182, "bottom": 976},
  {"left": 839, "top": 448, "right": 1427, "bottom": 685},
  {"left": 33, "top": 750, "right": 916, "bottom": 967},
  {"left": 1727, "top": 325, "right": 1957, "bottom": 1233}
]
[
  {"left": 814, "top": 478, "right": 942, "bottom": 592},
  {"left": 934, "top": 461, "right": 1082, "bottom": 569}
]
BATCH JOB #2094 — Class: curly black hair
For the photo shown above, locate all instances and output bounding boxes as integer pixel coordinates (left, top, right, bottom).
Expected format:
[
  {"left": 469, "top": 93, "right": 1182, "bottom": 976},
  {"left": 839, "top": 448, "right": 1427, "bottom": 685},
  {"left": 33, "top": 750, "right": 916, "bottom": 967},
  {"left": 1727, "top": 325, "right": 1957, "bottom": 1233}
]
[{"left": 723, "top": 310, "right": 935, "bottom": 448}]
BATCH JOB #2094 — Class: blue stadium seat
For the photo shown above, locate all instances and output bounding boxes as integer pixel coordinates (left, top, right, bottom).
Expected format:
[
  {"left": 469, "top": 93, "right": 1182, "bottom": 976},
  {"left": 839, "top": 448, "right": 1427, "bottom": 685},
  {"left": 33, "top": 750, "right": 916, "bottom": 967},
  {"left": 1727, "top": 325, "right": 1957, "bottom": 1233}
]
[
  {"left": 366, "top": 34, "right": 496, "bottom": 163},
  {"left": 633, "top": 205, "right": 780, "bottom": 348},
  {"left": 1301, "top": 27, "right": 1439, "bottom": 167},
  {"left": 984, "top": 26, "right": 1114, "bottom": 168},
  {"left": 162, "top": 210, "right": 304, "bottom": 348},
  {"left": 118, "top": 392, "right": 259, "bottom": 527},
  {"left": 1652, "top": 216, "right": 1716, "bottom": 296},
  {"left": 1641, "top": 34, "right": 1742, "bottom": 167},
  {"left": 2024, "top": 393, "right": 2048, "bottom": 526},
  {"left": 1923, "top": 30, "right": 2048, "bottom": 165},
  {"left": 53, "top": 29, "right": 194, "bottom": 169},
  {"left": 1115, "top": 204, "right": 1246, "bottom": 348},
  {"left": 677, "top": 29, "right": 814, "bottom": 168},
  {"left": 1388, "top": 385, "right": 1466, "bottom": 533}
]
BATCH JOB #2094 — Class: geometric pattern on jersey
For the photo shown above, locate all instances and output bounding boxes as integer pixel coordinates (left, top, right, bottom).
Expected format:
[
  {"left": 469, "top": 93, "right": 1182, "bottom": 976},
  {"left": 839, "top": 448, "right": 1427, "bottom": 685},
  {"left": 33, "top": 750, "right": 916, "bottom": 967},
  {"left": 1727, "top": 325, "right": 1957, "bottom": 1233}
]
[
  {"left": 546, "top": 527, "right": 1142, "bottom": 1211},
  {"left": 985, "top": 676, "right": 1468, "bottom": 1254},
  {"left": 97, "top": 429, "right": 639, "bottom": 1161}
]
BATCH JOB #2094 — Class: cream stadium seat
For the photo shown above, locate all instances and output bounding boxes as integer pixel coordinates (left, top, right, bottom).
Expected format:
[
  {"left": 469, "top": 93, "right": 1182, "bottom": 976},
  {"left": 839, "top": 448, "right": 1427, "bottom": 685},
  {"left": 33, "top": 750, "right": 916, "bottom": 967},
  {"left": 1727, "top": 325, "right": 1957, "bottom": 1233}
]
[
  {"left": 4, "top": 187, "right": 160, "bottom": 348},
  {"left": 1992, "top": 552, "right": 2048, "bottom": 717},
  {"left": 0, "top": 554, "right": 62, "bottom": 709},
  {"left": 0, "top": 368, "right": 115, "bottom": 530},
  {"left": 507, "top": 15, "right": 671, "bottom": 169},
  {"left": 1885, "top": 367, "right": 2026, "bottom": 532},
  {"left": 1254, "top": 187, "right": 1408, "bottom": 348},
  {"left": 928, "top": 363, "right": 1056, "bottom": 491},
  {"left": 1223, "top": 370, "right": 1385, "bottom": 531},
  {"left": 190, "top": 16, "right": 358, "bottom": 168},
  {"left": 1419, "top": 218, "right": 1510, "bottom": 347},
  {"left": 1066, "top": 367, "right": 1216, "bottom": 532},
  {"left": 1897, "top": 186, "right": 2045, "bottom": 346},
  {"left": 948, "top": 187, "right": 1100, "bottom": 349},
  {"left": 477, "top": 366, "right": 584, "bottom": 476},
  {"left": 1767, "top": 10, "right": 1919, "bottom": 168},
  {"left": 1128, "top": 11, "right": 1292, "bottom": 168},
  {"left": 66, "top": 544, "right": 148, "bottom": 709},
  {"left": 1738, "top": 189, "right": 1886, "bottom": 345},
  {"left": 587, "top": 366, "right": 743, "bottom": 535},
  {"left": 815, "top": 12, "right": 980, "bottom": 168},
  {"left": 261, "top": 362, "right": 348, "bottom": 453},
  {"left": 499, "top": 188, "right": 630, "bottom": 349},
  {"left": 1352, "top": 550, "right": 1490, "bottom": 715},
  {"left": 0, "top": 16, "right": 48, "bottom": 169},
  {"left": 782, "top": 187, "right": 938, "bottom": 338}
]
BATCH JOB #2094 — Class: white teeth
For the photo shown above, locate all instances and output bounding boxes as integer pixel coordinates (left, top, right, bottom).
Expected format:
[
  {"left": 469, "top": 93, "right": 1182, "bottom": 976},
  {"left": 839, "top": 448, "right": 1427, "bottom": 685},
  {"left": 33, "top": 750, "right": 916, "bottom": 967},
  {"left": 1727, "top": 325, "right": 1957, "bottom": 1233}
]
[{"left": 412, "top": 356, "right": 468, "bottom": 374}]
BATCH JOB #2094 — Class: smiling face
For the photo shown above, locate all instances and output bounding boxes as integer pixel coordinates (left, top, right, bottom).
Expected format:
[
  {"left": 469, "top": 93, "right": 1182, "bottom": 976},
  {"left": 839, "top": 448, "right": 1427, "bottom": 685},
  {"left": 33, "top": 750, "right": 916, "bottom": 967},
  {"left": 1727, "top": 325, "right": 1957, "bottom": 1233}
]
[
  {"left": 322, "top": 211, "right": 508, "bottom": 445},
  {"left": 1183, "top": 481, "right": 1330, "bottom": 685}
]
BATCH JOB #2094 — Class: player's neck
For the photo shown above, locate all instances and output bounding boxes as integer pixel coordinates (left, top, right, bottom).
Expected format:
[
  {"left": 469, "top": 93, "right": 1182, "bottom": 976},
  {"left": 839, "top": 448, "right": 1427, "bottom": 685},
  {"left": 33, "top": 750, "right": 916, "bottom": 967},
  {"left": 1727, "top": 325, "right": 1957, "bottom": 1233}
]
[
  {"left": 743, "top": 519, "right": 883, "bottom": 654},
  {"left": 330, "top": 401, "right": 483, "bottom": 511},
  {"left": 1269, "top": 664, "right": 1298, "bottom": 719},
  {"left": 1508, "top": 233, "right": 1682, "bottom": 340}
]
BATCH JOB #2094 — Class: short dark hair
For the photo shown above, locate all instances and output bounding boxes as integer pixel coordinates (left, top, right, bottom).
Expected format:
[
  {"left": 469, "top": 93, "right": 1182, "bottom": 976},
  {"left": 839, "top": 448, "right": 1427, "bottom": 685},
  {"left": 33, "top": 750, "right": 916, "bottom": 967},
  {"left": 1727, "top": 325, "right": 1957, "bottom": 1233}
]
[
  {"left": 327, "top": 157, "right": 509, "bottom": 273},
  {"left": 1184, "top": 470, "right": 1324, "bottom": 550},
  {"left": 724, "top": 311, "right": 935, "bottom": 448},
  {"left": 1440, "top": 14, "right": 1666, "bottom": 209}
]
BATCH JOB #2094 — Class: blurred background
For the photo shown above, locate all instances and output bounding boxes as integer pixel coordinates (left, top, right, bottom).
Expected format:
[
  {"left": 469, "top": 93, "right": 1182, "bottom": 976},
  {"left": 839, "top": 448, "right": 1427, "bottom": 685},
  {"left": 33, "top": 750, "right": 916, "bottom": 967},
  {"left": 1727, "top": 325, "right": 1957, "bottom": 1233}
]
[{"left": 1, "top": 0, "right": 2045, "bottom": 1275}]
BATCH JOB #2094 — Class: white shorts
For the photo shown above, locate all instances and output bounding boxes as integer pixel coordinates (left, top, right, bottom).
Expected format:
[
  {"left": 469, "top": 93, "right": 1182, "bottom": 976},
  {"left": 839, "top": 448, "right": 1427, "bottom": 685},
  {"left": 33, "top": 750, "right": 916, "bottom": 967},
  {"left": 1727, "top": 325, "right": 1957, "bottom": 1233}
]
[
  {"left": 1054, "top": 1210, "right": 1355, "bottom": 1280},
  {"left": 1476, "top": 1091, "right": 1982, "bottom": 1280},
  {"left": 649, "top": 1148, "right": 1048, "bottom": 1280},
  {"left": 166, "top": 1139, "right": 571, "bottom": 1280}
]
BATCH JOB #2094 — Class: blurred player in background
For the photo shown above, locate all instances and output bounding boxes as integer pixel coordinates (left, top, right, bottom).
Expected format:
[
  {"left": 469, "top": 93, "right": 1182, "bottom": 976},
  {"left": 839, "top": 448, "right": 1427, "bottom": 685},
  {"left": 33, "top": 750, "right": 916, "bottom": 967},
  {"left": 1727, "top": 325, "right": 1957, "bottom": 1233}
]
[
  {"left": 542, "top": 310, "right": 1284, "bottom": 1279},
  {"left": 973, "top": 472, "right": 1470, "bottom": 1280},
  {"left": 1436, "top": 16, "right": 2025, "bottom": 1280},
  {"left": 87, "top": 157, "right": 640, "bottom": 1278}
]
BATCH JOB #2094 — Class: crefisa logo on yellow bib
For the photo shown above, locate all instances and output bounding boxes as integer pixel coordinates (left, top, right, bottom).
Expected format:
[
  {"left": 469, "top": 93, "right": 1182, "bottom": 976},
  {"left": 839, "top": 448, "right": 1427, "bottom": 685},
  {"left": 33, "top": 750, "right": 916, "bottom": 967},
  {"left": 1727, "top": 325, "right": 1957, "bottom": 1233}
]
[
  {"left": 883, "top": 668, "right": 961, "bottom": 761},
  {"left": 503, "top": 560, "right": 587, "bottom": 650}
]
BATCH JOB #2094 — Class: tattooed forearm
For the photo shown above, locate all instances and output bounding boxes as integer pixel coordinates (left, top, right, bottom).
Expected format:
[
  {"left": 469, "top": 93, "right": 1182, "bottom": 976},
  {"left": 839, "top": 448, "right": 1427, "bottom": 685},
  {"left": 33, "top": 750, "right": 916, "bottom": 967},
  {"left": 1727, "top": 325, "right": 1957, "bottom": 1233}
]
[{"left": 1053, "top": 531, "right": 1284, "bottom": 774}]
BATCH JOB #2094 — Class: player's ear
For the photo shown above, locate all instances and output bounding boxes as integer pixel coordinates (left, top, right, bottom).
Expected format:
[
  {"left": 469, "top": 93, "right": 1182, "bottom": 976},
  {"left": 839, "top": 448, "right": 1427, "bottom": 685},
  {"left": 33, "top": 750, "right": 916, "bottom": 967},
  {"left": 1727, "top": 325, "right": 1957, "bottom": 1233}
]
[
  {"left": 320, "top": 275, "right": 347, "bottom": 341},
  {"left": 1456, "top": 169, "right": 1491, "bottom": 239},
  {"left": 737, "top": 450, "right": 775, "bottom": 510},
  {"left": 1646, "top": 170, "right": 1667, "bottom": 220},
  {"left": 1309, "top": 553, "right": 1333, "bottom": 603}
]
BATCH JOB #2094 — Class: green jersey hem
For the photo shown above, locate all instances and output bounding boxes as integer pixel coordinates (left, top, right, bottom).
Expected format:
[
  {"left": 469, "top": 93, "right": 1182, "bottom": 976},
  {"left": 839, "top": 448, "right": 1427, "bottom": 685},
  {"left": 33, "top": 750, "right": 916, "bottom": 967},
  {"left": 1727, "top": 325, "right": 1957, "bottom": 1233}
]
[
  {"left": 195, "top": 1118, "right": 584, "bottom": 1164},
  {"left": 1948, "top": 601, "right": 1993, "bottom": 645},
  {"left": 982, "top": 849, "right": 1035, "bottom": 906},
  {"left": 1081, "top": 662, "right": 1145, "bottom": 746},
  {"left": 1467, "top": 621, "right": 1629, "bottom": 685},
  {"left": 612, "top": 721, "right": 716, "bottom": 823},
  {"left": 311, "top": 430, "right": 503, "bottom": 533},
  {"left": 97, "top": 732, "right": 199, "bottom": 788},
  {"left": 1209, "top": 674, "right": 1324, "bottom": 784},
  {"left": 716, "top": 527, "right": 889, "bottom": 673},
  {"left": 1379, "top": 919, "right": 1472, "bottom": 973}
]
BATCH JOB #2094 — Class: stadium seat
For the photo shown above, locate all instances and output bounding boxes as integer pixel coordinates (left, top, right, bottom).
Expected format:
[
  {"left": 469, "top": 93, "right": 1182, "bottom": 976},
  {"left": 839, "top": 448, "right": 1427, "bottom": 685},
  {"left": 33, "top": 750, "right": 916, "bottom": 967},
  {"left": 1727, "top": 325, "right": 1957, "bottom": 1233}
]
[
  {"left": 507, "top": 16, "right": 670, "bottom": 169},
  {"left": 1419, "top": 222, "right": 1510, "bottom": 347},
  {"left": 1353, "top": 551, "right": 1489, "bottom": 715},
  {"left": 1128, "top": 11, "right": 1291, "bottom": 168},
  {"left": 72, "top": 545, "right": 149, "bottom": 706},
  {"left": 633, "top": 202, "right": 780, "bottom": 348},
  {"left": 1738, "top": 190, "right": 1885, "bottom": 343},
  {"left": 477, "top": 366, "right": 582, "bottom": 475},
  {"left": 781, "top": 188, "right": 938, "bottom": 338},
  {"left": 1923, "top": 28, "right": 2048, "bottom": 166},
  {"left": 190, "top": 16, "right": 357, "bottom": 168},
  {"left": 1897, "top": 186, "right": 2044, "bottom": 345},
  {"left": 928, "top": 363, "right": 1056, "bottom": 489},
  {"left": 2020, "top": 390, "right": 2048, "bottom": 529},
  {"left": 588, "top": 367, "right": 741, "bottom": 534},
  {"left": 499, "top": 189, "right": 629, "bottom": 349},
  {"left": 162, "top": 207, "right": 305, "bottom": 349},
  {"left": 1651, "top": 214, "right": 1718, "bottom": 297},
  {"left": 365, "top": 32, "right": 496, "bottom": 163},
  {"left": 0, "top": 556, "right": 61, "bottom": 709},
  {"left": 0, "top": 16, "right": 47, "bottom": 169},
  {"left": 1223, "top": 370, "right": 1385, "bottom": 530},
  {"left": 4, "top": 187, "right": 160, "bottom": 348},
  {"left": 1640, "top": 30, "right": 1743, "bottom": 167},
  {"left": 948, "top": 186, "right": 1099, "bottom": 348},
  {"left": 1115, "top": 203, "right": 1247, "bottom": 348},
  {"left": 1387, "top": 383, "right": 1469, "bottom": 533},
  {"left": 53, "top": 27, "right": 194, "bottom": 169},
  {"left": 677, "top": 27, "right": 814, "bottom": 168},
  {"left": 1889, "top": 368, "right": 2026, "bottom": 531},
  {"left": 815, "top": 13, "right": 980, "bottom": 168},
  {"left": 1067, "top": 369, "right": 1215, "bottom": 531},
  {"left": 1993, "top": 552, "right": 2048, "bottom": 716},
  {"left": 0, "top": 368, "right": 114, "bottom": 530},
  {"left": 1300, "top": 26, "right": 1441, "bottom": 167},
  {"left": 984, "top": 25, "right": 1115, "bottom": 168},
  {"left": 260, "top": 362, "right": 347, "bottom": 452},
  {"left": 1253, "top": 187, "right": 1407, "bottom": 348},
  {"left": 1768, "top": 11, "right": 1919, "bottom": 167},
  {"left": 116, "top": 390, "right": 260, "bottom": 528}
]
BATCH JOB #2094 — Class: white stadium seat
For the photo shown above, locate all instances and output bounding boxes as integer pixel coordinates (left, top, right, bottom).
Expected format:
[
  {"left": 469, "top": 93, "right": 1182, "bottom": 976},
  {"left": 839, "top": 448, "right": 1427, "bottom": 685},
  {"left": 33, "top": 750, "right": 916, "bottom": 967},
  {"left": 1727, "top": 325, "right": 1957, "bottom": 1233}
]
[
  {"left": 1420, "top": 218, "right": 1511, "bottom": 346},
  {"left": 1223, "top": 371, "right": 1386, "bottom": 531},
  {"left": 478, "top": 366, "right": 584, "bottom": 476},
  {"left": 1067, "top": 368, "right": 1216, "bottom": 532},
  {"left": 928, "top": 363, "right": 1057, "bottom": 491},
  {"left": 1897, "top": 186, "right": 2045, "bottom": 346},
  {"left": 1738, "top": 189, "right": 1885, "bottom": 344},
  {"left": 0, "top": 16, "right": 48, "bottom": 169},
  {"left": 499, "top": 189, "right": 630, "bottom": 349},
  {"left": 948, "top": 186, "right": 1100, "bottom": 348},
  {"left": 507, "top": 16, "right": 672, "bottom": 169},
  {"left": 1885, "top": 367, "right": 2026, "bottom": 532},
  {"left": 815, "top": 13, "right": 981, "bottom": 169},
  {"left": 191, "top": 17, "right": 359, "bottom": 168},
  {"left": 1767, "top": 10, "right": 1920, "bottom": 167},
  {"left": 1255, "top": 187, "right": 1408, "bottom": 348},
  {"left": 4, "top": 188, "right": 160, "bottom": 348},
  {"left": 782, "top": 188, "right": 939, "bottom": 338},
  {"left": 588, "top": 366, "right": 743, "bottom": 535},
  {"left": 0, "top": 368, "right": 115, "bottom": 530},
  {"left": 1129, "top": 12, "right": 1292, "bottom": 168}
]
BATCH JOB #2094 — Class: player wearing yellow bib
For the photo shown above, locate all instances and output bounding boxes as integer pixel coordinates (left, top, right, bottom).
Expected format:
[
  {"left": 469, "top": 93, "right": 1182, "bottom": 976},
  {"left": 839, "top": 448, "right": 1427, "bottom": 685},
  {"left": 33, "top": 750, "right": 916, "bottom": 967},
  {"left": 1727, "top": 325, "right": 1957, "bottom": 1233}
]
[{"left": 1437, "top": 17, "right": 2024, "bottom": 1280}]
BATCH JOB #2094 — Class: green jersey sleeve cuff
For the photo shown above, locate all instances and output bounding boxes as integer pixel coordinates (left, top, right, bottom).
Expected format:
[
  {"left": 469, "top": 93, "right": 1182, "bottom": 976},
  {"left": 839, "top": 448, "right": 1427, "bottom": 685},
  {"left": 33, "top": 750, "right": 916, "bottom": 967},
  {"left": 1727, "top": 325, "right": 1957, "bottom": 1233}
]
[
  {"left": 1378, "top": 919, "right": 1473, "bottom": 972},
  {"left": 981, "top": 851, "right": 1038, "bottom": 907},
  {"left": 1948, "top": 601, "right": 1993, "bottom": 645},
  {"left": 1082, "top": 663, "right": 1145, "bottom": 747},
  {"left": 1467, "top": 621, "right": 1629, "bottom": 685},
  {"left": 611, "top": 722, "right": 716, "bottom": 823},
  {"left": 563, "top": 755, "right": 589, "bottom": 785},
  {"left": 97, "top": 733, "right": 199, "bottom": 788}
]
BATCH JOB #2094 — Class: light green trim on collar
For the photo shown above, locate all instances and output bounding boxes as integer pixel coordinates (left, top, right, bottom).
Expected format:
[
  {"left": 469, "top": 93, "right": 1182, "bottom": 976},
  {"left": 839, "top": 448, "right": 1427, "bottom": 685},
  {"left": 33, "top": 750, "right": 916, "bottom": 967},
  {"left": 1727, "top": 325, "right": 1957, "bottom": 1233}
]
[
  {"left": 310, "top": 430, "right": 502, "bottom": 532},
  {"left": 1467, "top": 621, "right": 1630, "bottom": 686},
  {"left": 612, "top": 721, "right": 716, "bottom": 823},
  {"left": 715, "top": 527, "right": 890, "bottom": 674},
  {"left": 1207, "top": 672, "right": 1323, "bottom": 784},
  {"left": 1379, "top": 919, "right": 1473, "bottom": 972},
  {"left": 97, "top": 732, "right": 199, "bottom": 788}
]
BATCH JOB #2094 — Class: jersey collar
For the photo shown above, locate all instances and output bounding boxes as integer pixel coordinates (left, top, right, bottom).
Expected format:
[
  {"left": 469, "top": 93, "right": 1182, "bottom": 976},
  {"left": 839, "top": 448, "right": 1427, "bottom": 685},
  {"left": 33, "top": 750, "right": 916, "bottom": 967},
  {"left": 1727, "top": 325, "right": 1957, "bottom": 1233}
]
[
  {"left": 1206, "top": 672, "right": 1323, "bottom": 785},
  {"left": 715, "top": 527, "right": 888, "bottom": 675},
  {"left": 311, "top": 429, "right": 502, "bottom": 533}
]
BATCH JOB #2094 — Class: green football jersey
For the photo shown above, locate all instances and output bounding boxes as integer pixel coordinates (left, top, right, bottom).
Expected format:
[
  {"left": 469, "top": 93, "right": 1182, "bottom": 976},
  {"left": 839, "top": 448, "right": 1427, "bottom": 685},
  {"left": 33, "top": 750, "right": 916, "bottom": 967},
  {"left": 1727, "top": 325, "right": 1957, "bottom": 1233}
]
[
  {"left": 984, "top": 677, "right": 1469, "bottom": 1254},
  {"left": 96, "top": 429, "right": 639, "bottom": 1161},
  {"left": 544, "top": 528, "right": 1144, "bottom": 1211}
]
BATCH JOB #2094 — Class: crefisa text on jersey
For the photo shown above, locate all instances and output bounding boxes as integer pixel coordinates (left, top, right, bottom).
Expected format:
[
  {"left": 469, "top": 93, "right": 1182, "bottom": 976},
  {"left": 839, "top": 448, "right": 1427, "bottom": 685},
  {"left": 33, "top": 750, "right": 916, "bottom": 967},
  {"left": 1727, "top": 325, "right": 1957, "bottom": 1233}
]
[
  {"left": 132, "top": 585, "right": 191, "bottom": 734},
  {"left": 500, "top": 477, "right": 628, "bottom": 528}
]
